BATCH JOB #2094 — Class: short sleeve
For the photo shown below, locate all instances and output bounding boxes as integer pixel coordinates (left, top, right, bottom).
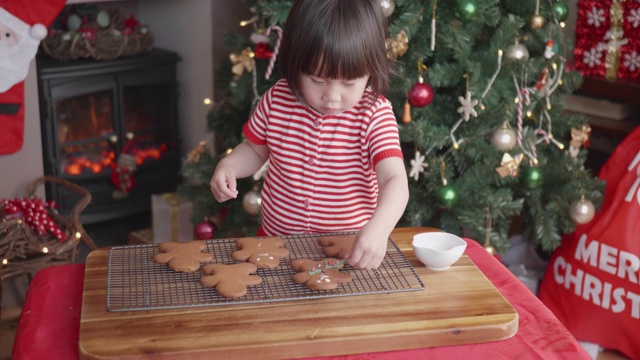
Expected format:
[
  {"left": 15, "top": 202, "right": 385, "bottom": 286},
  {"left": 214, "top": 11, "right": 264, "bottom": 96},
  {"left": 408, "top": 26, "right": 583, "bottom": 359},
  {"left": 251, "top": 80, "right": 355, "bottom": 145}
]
[
  {"left": 242, "top": 86, "right": 274, "bottom": 146},
  {"left": 366, "top": 100, "right": 403, "bottom": 167}
]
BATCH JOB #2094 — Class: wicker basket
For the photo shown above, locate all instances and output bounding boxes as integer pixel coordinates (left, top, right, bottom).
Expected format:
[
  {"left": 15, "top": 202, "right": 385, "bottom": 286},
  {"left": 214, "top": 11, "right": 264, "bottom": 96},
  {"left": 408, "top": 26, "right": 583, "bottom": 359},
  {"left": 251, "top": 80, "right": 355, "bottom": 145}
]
[
  {"left": 41, "top": 9, "right": 154, "bottom": 62},
  {"left": 0, "top": 176, "right": 97, "bottom": 281}
]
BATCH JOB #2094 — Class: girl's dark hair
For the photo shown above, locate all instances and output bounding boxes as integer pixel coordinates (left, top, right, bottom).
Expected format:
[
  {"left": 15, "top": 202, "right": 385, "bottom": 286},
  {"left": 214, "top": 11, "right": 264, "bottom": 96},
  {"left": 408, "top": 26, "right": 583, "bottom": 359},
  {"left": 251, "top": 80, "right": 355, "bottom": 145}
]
[{"left": 278, "top": 0, "right": 392, "bottom": 104}]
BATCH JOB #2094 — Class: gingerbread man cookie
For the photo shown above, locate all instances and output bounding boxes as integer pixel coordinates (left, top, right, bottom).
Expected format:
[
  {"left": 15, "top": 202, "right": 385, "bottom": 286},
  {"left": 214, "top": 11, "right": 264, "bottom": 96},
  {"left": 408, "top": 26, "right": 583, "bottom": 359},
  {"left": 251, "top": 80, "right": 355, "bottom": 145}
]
[
  {"left": 317, "top": 234, "right": 356, "bottom": 259},
  {"left": 153, "top": 241, "right": 213, "bottom": 273},
  {"left": 232, "top": 237, "right": 290, "bottom": 269},
  {"left": 291, "top": 258, "right": 352, "bottom": 291},
  {"left": 200, "top": 263, "right": 262, "bottom": 298}
]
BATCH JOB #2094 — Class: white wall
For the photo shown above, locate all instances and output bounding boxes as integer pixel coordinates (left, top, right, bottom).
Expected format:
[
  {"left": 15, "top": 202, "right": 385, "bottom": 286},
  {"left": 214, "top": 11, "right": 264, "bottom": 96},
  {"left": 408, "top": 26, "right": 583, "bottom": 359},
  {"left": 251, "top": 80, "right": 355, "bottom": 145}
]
[{"left": 137, "top": 0, "right": 214, "bottom": 155}]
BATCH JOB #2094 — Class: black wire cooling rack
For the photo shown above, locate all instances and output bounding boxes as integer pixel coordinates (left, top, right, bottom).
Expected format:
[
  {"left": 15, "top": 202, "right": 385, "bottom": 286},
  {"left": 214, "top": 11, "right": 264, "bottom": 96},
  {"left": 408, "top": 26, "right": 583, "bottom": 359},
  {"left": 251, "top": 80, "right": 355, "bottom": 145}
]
[{"left": 106, "top": 232, "right": 424, "bottom": 312}]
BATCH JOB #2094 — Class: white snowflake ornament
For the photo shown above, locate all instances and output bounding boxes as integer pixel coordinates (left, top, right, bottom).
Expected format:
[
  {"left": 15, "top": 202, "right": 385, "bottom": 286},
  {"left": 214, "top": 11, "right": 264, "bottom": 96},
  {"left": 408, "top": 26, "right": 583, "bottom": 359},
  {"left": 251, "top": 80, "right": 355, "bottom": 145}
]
[
  {"left": 583, "top": 47, "right": 603, "bottom": 67},
  {"left": 587, "top": 7, "right": 606, "bottom": 27},
  {"left": 409, "top": 151, "right": 428, "bottom": 181},
  {"left": 457, "top": 91, "right": 479, "bottom": 122},
  {"left": 628, "top": 8, "right": 640, "bottom": 28},
  {"left": 624, "top": 50, "right": 640, "bottom": 71}
]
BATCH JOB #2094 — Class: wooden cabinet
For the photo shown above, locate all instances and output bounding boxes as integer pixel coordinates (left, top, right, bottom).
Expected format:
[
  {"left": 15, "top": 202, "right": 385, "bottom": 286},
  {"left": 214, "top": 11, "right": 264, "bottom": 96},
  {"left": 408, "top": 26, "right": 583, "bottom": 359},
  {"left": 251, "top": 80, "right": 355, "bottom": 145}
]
[{"left": 571, "top": 76, "right": 640, "bottom": 174}]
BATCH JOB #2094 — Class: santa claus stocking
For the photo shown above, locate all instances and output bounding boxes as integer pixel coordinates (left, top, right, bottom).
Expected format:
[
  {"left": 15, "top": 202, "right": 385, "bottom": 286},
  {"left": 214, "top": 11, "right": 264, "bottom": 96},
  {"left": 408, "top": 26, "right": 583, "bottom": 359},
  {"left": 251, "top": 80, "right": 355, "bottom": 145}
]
[
  {"left": 111, "top": 141, "right": 137, "bottom": 199},
  {"left": 0, "top": 0, "right": 66, "bottom": 154}
]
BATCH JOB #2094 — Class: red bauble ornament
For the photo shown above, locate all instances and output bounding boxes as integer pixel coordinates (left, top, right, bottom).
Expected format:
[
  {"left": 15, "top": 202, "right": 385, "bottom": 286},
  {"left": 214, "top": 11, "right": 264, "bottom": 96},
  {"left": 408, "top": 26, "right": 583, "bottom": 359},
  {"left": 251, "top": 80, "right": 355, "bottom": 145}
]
[
  {"left": 407, "top": 76, "right": 434, "bottom": 107},
  {"left": 195, "top": 219, "right": 216, "bottom": 240}
]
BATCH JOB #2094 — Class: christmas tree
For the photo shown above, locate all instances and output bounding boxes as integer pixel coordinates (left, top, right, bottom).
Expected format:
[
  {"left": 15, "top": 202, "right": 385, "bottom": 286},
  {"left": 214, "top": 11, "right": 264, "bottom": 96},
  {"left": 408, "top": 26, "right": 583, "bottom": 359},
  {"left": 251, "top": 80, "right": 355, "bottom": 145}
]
[{"left": 179, "top": 0, "right": 604, "bottom": 253}]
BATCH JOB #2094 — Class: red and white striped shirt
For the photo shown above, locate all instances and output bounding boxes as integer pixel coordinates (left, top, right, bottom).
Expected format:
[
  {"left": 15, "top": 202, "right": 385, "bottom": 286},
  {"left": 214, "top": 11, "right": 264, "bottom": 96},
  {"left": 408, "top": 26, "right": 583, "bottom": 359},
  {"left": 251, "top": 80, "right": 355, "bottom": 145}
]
[{"left": 243, "top": 79, "right": 403, "bottom": 235}]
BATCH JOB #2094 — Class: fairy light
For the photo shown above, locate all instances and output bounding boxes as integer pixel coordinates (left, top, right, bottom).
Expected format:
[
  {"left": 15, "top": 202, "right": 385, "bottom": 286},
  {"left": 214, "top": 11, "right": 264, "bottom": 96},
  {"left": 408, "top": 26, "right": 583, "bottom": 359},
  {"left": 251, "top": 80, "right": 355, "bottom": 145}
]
[
  {"left": 527, "top": 111, "right": 533, "bottom": 118},
  {"left": 203, "top": 98, "right": 212, "bottom": 105},
  {"left": 2, "top": 259, "right": 8, "bottom": 266},
  {"left": 75, "top": 231, "right": 82, "bottom": 239},
  {"left": 42, "top": 247, "right": 49, "bottom": 254},
  {"left": 239, "top": 16, "right": 258, "bottom": 27}
]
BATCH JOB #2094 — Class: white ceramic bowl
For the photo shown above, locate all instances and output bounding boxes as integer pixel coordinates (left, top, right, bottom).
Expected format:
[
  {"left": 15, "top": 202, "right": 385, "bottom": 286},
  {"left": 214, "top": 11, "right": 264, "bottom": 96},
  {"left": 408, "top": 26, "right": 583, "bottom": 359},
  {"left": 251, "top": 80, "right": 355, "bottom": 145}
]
[{"left": 412, "top": 232, "right": 467, "bottom": 271}]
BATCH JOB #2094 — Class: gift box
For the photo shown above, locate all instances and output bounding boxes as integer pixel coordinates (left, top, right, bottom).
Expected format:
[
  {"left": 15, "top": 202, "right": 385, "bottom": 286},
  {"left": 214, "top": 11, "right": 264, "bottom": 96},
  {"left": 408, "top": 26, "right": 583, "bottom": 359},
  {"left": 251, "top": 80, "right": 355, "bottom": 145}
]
[
  {"left": 151, "top": 193, "right": 193, "bottom": 243},
  {"left": 574, "top": 0, "right": 640, "bottom": 81}
]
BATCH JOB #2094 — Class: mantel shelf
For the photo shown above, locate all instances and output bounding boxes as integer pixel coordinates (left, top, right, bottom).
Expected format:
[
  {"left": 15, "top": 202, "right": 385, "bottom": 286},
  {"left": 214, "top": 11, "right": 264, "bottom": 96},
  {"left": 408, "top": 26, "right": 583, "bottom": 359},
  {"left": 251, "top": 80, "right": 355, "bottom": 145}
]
[
  {"left": 66, "top": 0, "right": 125, "bottom": 4},
  {"left": 577, "top": 76, "right": 640, "bottom": 106}
]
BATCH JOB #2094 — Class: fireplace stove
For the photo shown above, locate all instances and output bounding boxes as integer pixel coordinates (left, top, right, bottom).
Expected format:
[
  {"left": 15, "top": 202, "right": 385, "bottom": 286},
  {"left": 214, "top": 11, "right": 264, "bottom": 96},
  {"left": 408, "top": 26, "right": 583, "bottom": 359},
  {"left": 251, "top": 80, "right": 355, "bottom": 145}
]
[{"left": 36, "top": 49, "right": 182, "bottom": 224}]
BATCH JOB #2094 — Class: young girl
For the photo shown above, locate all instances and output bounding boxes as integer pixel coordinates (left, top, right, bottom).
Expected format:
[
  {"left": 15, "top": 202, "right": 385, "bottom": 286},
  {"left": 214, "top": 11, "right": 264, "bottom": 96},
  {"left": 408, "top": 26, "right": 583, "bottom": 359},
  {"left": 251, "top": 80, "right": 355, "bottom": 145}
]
[{"left": 210, "top": 0, "right": 409, "bottom": 269}]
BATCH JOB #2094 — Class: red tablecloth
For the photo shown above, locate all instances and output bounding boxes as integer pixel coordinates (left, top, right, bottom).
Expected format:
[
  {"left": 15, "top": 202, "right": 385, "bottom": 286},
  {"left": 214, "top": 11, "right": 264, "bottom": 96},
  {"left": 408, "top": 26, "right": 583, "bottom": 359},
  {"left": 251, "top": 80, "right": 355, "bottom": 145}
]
[{"left": 13, "top": 240, "right": 590, "bottom": 360}]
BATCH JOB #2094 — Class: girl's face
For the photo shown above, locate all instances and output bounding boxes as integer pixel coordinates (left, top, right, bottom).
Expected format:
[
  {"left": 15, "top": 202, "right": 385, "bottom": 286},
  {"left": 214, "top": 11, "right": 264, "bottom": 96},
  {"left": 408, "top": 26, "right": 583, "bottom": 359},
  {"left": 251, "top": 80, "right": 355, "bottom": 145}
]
[{"left": 299, "top": 74, "right": 370, "bottom": 115}]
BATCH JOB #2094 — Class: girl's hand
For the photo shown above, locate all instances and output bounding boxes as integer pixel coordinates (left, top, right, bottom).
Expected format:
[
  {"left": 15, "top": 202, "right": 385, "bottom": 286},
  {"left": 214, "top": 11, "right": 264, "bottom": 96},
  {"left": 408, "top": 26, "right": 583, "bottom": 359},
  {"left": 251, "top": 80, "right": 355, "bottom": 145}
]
[
  {"left": 347, "top": 225, "right": 388, "bottom": 269},
  {"left": 210, "top": 162, "right": 239, "bottom": 202}
]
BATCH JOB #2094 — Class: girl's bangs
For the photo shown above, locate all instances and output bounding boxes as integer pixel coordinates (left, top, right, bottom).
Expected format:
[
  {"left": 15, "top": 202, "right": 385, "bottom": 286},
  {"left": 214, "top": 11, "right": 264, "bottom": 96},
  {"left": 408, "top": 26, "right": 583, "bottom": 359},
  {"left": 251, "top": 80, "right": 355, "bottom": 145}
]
[{"left": 303, "top": 35, "right": 371, "bottom": 80}]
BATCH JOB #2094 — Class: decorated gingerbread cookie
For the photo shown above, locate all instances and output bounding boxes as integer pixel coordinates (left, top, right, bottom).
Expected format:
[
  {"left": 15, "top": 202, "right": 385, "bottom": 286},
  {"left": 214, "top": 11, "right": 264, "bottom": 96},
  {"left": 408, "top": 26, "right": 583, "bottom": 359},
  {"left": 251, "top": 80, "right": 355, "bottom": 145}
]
[
  {"left": 317, "top": 234, "right": 356, "bottom": 259},
  {"left": 153, "top": 241, "right": 213, "bottom": 273},
  {"left": 291, "top": 258, "right": 352, "bottom": 291},
  {"left": 200, "top": 263, "right": 262, "bottom": 298},
  {"left": 232, "top": 237, "right": 290, "bottom": 269}
]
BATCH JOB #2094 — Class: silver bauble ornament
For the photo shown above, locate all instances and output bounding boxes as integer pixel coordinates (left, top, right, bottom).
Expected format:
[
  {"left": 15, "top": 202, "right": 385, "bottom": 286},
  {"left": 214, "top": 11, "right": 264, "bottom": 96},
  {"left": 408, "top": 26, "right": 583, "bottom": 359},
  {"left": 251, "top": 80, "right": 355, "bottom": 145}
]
[
  {"left": 243, "top": 189, "right": 262, "bottom": 216},
  {"left": 490, "top": 125, "right": 517, "bottom": 151},
  {"left": 530, "top": 14, "right": 546, "bottom": 29},
  {"left": 569, "top": 196, "right": 596, "bottom": 224},
  {"left": 506, "top": 43, "right": 529, "bottom": 62},
  {"left": 380, "top": 0, "right": 395, "bottom": 17}
]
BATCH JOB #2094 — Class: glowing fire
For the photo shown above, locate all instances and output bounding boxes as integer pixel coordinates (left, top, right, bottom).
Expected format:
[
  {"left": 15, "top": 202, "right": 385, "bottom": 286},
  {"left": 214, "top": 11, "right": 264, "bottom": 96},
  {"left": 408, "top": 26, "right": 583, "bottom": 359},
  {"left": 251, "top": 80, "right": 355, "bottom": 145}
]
[{"left": 63, "top": 143, "right": 168, "bottom": 176}]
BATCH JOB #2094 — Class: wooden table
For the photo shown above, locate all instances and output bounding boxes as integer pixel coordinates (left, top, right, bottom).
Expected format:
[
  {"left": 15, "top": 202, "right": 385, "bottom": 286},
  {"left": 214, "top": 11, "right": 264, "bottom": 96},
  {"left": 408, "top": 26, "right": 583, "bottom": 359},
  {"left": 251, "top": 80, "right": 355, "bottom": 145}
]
[{"left": 79, "top": 227, "right": 518, "bottom": 359}]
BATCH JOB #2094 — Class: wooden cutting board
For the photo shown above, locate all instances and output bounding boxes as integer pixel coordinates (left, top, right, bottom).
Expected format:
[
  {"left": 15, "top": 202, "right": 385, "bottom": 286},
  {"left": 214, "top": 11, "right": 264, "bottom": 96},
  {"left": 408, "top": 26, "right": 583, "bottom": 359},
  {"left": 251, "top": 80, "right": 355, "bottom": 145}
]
[{"left": 79, "top": 227, "right": 518, "bottom": 359}]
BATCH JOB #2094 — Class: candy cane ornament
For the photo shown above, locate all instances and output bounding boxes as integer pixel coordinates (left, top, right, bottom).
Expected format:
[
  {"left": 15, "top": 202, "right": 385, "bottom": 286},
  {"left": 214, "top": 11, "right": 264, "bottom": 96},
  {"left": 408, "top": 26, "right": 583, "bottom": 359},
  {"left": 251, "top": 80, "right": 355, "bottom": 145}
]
[{"left": 264, "top": 25, "right": 283, "bottom": 80}]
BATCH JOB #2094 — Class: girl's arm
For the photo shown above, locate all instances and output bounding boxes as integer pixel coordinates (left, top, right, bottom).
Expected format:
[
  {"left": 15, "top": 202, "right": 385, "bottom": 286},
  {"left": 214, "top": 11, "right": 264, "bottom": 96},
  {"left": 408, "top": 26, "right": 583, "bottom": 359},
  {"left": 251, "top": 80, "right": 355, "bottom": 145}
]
[
  {"left": 348, "top": 156, "right": 409, "bottom": 269},
  {"left": 210, "top": 140, "right": 269, "bottom": 202}
]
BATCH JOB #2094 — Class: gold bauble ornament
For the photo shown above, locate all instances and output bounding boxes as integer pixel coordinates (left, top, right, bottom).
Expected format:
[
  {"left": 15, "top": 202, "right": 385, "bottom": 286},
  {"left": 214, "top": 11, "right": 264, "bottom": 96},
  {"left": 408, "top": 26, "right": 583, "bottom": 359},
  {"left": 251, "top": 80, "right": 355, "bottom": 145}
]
[
  {"left": 484, "top": 244, "right": 497, "bottom": 256},
  {"left": 530, "top": 14, "right": 546, "bottom": 29}
]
